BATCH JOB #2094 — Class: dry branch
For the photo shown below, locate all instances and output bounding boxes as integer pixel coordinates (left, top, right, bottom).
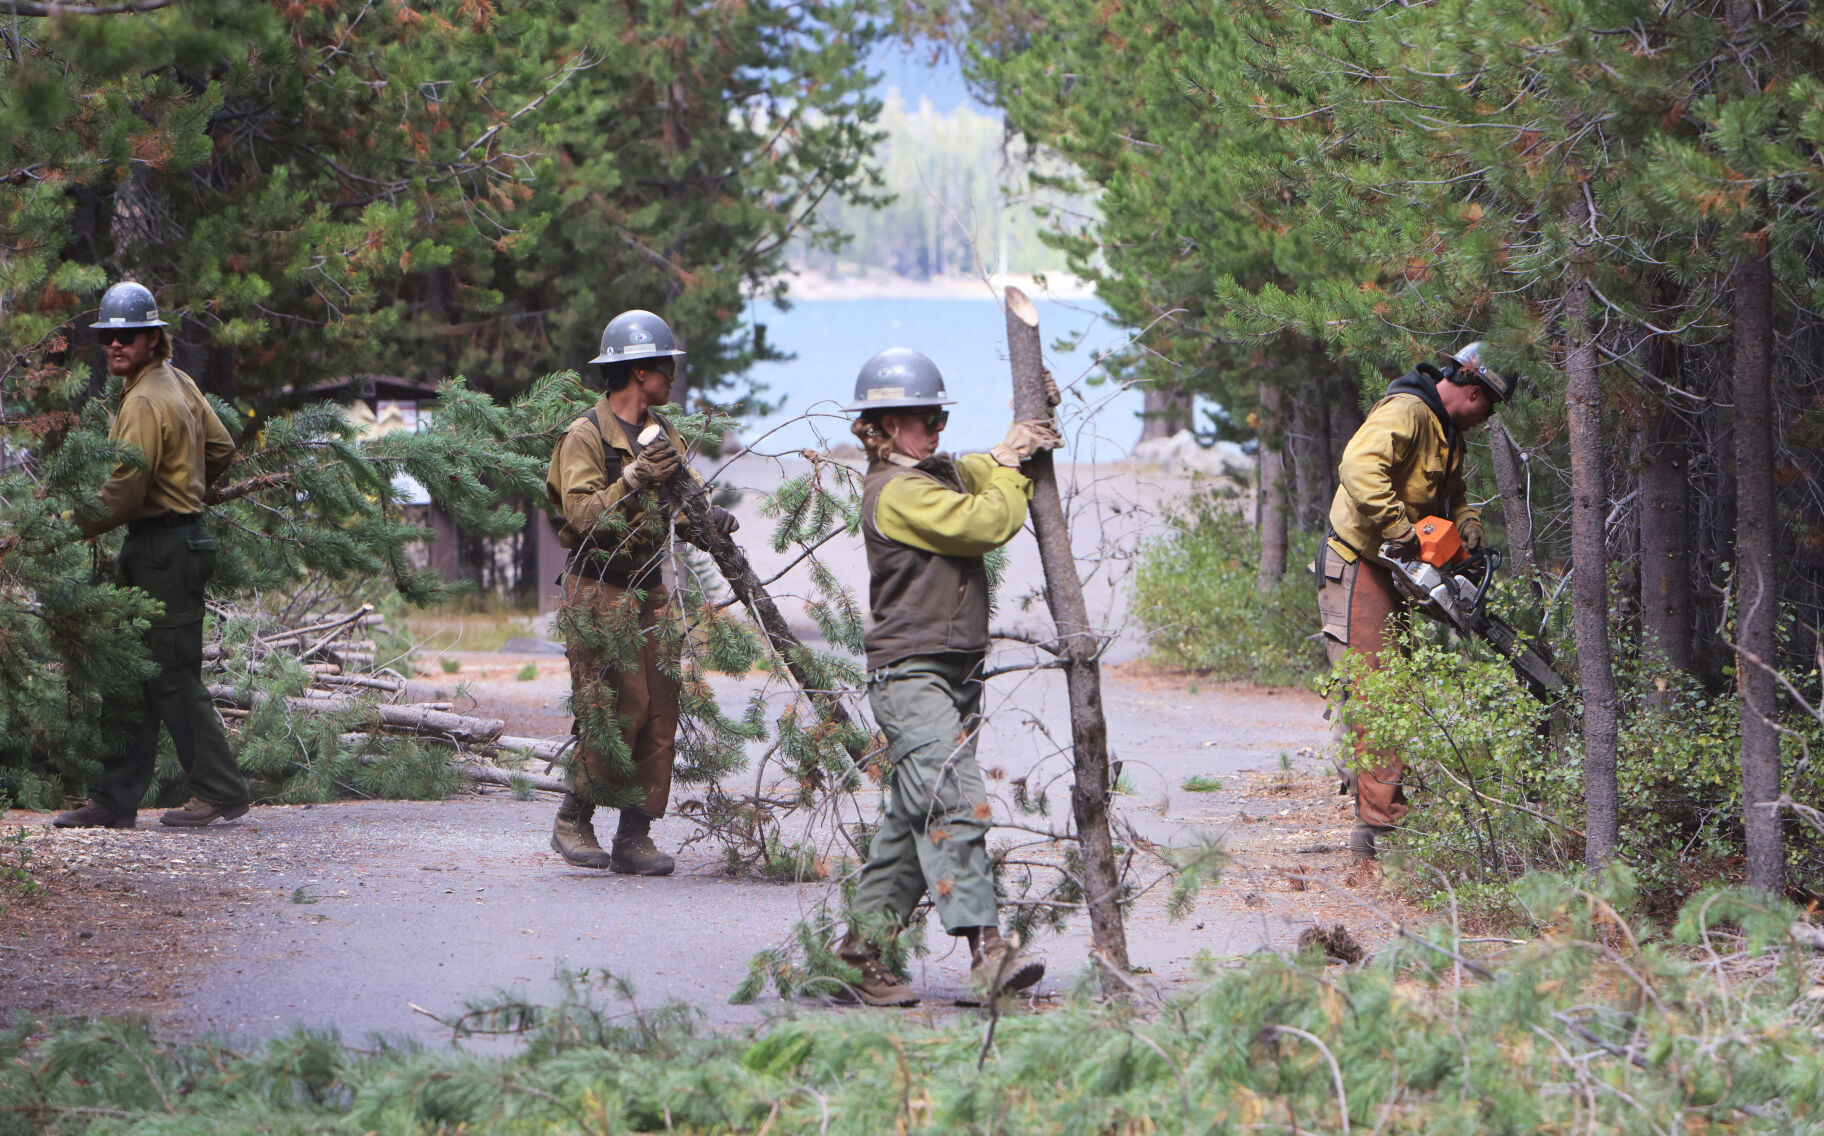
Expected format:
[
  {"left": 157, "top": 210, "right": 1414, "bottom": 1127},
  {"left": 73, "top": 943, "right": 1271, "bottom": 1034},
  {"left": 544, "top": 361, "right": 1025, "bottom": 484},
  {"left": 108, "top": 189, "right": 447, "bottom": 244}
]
[{"left": 1005, "top": 285, "right": 1132, "bottom": 986}]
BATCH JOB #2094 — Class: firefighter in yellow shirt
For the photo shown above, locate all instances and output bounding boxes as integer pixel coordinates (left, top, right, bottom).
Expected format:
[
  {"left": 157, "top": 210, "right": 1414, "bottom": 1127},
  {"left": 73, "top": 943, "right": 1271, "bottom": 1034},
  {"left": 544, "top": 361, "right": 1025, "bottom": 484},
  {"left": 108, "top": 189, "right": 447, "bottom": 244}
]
[
  {"left": 833, "top": 347, "right": 1061, "bottom": 1007},
  {"left": 1317, "top": 342, "right": 1515, "bottom": 859},
  {"left": 54, "top": 282, "right": 251, "bottom": 830}
]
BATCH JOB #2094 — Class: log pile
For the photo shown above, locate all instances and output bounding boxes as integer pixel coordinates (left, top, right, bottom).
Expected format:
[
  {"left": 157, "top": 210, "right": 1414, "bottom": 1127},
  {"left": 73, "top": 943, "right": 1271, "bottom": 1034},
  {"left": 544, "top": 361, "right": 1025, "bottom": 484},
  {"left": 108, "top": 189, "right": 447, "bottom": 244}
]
[{"left": 204, "top": 602, "right": 572, "bottom": 791}]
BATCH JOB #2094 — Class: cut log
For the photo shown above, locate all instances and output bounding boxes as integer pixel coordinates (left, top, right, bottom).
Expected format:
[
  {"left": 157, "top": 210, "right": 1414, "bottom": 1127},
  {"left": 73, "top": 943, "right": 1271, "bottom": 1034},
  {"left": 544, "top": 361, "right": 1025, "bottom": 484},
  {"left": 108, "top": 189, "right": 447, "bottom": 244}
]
[
  {"left": 208, "top": 684, "right": 505, "bottom": 745},
  {"left": 1004, "top": 285, "right": 1132, "bottom": 989}
]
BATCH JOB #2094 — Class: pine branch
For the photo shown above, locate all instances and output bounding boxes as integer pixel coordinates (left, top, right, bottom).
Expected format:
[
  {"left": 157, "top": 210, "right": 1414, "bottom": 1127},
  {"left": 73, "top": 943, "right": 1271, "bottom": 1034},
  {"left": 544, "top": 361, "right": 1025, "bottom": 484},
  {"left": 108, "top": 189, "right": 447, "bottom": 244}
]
[
  {"left": 2, "top": 0, "right": 173, "bottom": 13},
  {"left": 203, "top": 471, "right": 299, "bottom": 507},
  {"left": 663, "top": 473, "right": 871, "bottom": 773}
]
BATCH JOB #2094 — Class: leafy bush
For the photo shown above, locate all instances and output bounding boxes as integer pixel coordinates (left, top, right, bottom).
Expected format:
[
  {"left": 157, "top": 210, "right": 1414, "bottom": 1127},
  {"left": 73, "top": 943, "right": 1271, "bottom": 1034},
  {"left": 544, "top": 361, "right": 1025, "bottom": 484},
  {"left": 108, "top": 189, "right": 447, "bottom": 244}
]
[
  {"left": 1339, "top": 625, "right": 1824, "bottom": 913},
  {"left": 1133, "top": 492, "right": 1327, "bottom": 686}
]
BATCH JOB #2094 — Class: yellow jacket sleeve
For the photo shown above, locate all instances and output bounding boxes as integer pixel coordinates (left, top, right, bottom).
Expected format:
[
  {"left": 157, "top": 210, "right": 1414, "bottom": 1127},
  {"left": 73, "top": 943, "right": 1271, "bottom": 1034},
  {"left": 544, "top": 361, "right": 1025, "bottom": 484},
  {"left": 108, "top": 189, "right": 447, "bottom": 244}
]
[
  {"left": 1335, "top": 398, "right": 1427, "bottom": 545},
  {"left": 876, "top": 453, "right": 1033, "bottom": 556},
  {"left": 83, "top": 393, "right": 162, "bottom": 538}
]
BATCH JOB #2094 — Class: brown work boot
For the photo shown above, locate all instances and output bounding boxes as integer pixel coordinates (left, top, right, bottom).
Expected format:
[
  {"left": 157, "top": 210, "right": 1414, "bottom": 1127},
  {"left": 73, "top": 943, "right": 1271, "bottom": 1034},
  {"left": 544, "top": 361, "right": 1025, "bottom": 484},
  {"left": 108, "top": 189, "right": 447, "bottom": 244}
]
[
  {"left": 52, "top": 800, "right": 136, "bottom": 829},
  {"left": 1348, "top": 822, "right": 1382, "bottom": 861},
  {"left": 160, "top": 798, "right": 250, "bottom": 827},
  {"left": 969, "top": 928, "right": 1045, "bottom": 996},
  {"left": 610, "top": 811, "right": 675, "bottom": 876},
  {"left": 833, "top": 931, "right": 919, "bottom": 1007},
  {"left": 550, "top": 792, "right": 613, "bottom": 869}
]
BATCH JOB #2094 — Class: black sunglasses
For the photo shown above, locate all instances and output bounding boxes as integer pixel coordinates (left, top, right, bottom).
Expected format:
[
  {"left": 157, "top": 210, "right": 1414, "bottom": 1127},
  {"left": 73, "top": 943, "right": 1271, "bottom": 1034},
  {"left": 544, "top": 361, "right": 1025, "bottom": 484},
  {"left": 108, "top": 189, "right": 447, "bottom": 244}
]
[
  {"left": 99, "top": 329, "right": 147, "bottom": 346},
  {"left": 918, "top": 410, "right": 949, "bottom": 431}
]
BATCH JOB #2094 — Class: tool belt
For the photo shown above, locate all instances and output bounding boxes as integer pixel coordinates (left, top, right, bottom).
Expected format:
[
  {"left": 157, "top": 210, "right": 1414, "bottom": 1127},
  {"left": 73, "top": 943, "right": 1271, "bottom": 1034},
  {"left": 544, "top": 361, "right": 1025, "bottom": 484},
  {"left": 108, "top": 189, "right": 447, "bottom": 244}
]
[
  {"left": 127, "top": 512, "right": 201, "bottom": 535},
  {"left": 560, "top": 556, "right": 661, "bottom": 591}
]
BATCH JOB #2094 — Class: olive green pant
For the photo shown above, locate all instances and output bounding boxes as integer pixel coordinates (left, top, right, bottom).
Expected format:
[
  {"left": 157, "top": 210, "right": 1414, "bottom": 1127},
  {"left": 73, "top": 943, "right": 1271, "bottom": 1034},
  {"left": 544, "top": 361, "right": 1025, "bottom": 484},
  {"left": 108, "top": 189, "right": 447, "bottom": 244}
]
[
  {"left": 851, "top": 652, "right": 998, "bottom": 935},
  {"left": 90, "top": 523, "right": 249, "bottom": 817}
]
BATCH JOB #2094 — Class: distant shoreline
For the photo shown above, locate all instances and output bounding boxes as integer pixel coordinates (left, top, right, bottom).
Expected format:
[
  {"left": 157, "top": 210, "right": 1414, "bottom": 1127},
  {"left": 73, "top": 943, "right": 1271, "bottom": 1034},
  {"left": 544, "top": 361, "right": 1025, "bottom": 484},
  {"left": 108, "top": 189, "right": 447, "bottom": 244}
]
[{"left": 759, "top": 269, "right": 1099, "bottom": 304}]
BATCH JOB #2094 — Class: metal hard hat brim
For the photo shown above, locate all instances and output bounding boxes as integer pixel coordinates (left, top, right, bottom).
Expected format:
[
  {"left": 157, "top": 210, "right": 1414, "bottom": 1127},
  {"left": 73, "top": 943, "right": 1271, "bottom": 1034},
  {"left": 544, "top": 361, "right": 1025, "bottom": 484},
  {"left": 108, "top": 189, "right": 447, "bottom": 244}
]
[
  {"left": 845, "top": 393, "right": 958, "bottom": 413},
  {"left": 587, "top": 344, "right": 686, "bottom": 365},
  {"left": 89, "top": 316, "right": 168, "bottom": 329}
]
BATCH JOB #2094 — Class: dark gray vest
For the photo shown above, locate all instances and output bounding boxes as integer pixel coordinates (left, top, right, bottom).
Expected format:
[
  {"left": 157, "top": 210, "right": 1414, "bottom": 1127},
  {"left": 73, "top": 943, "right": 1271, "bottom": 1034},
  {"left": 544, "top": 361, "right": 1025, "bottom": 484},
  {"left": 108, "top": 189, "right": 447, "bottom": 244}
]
[{"left": 860, "top": 456, "right": 990, "bottom": 671}]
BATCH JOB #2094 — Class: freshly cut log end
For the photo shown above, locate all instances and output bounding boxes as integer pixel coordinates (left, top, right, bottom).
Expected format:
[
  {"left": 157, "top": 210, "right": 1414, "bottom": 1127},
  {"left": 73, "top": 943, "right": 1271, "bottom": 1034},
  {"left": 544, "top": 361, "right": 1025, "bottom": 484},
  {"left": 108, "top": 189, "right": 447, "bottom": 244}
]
[
  {"left": 1005, "top": 285, "right": 1039, "bottom": 329},
  {"left": 638, "top": 423, "right": 664, "bottom": 446}
]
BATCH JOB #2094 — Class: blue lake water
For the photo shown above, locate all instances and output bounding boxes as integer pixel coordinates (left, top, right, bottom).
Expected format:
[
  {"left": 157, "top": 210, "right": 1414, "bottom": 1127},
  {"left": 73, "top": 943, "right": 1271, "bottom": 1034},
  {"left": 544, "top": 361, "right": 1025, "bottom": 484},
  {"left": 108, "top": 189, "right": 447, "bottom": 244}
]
[{"left": 733, "top": 295, "right": 1150, "bottom": 459}]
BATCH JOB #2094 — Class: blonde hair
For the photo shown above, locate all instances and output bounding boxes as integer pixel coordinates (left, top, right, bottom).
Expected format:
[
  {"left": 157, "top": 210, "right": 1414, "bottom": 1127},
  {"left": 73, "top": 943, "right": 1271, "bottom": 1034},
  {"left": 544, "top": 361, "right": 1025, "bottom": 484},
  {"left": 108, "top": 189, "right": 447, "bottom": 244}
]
[{"left": 851, "top": 412, "right": 896, "bottom": 463}]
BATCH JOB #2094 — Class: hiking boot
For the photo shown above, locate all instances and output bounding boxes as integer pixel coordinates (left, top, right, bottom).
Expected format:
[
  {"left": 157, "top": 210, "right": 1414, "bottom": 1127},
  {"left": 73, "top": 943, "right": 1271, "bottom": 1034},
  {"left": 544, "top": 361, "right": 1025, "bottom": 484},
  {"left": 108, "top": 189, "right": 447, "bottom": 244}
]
[
  {"left": 52, "top": 800, "right": 136, "bottom": 829},
  {"left": 551, "top": 792, "right": 612, "bottom": 869},
  {"left": 1348, "top": 822, "right": 1382, "bottom": 861},
  {"left": 159, "top": 798, "right": 250, "bottom": 828},
  {"left": 970, "top": 930, "right": 1045, "bottom": 996},
  {"left": 610, "top": 811, "right": 674, "bottom": 876},
  {"left": 833, "top": 931, "right": 919, "bottom": 1007}
]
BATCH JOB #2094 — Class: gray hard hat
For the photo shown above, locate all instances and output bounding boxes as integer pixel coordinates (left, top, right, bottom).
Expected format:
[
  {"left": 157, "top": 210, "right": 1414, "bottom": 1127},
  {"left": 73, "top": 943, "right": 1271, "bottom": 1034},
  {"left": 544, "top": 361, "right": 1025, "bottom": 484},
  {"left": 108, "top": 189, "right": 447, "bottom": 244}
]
[
  {"left": 847, "top": 347, "right": 955, "bottom": 412},
  {"left": 589, "top": 309, "right": 686, "bottom": 365},
  {"left": 89, "top": 281, "right": 167, "bottom": 330},
  {"left": 1448, "top": 341, "right": 1516, "bottom": 404}
]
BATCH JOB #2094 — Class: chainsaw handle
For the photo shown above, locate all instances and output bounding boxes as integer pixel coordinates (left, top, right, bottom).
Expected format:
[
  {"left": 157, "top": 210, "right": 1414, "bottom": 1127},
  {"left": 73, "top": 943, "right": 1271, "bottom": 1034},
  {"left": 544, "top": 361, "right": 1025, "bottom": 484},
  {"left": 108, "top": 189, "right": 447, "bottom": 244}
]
[{"left": 1462, "top": 546, "right": 1501, "bottom": 609}]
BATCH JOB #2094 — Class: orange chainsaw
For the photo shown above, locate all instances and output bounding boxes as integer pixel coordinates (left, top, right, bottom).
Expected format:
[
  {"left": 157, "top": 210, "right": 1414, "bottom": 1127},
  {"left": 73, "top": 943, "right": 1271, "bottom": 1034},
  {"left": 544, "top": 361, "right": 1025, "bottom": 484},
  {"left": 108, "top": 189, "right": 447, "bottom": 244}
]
[{"left": 1379, "top": 517, "right": 1565, "bottom": 702}]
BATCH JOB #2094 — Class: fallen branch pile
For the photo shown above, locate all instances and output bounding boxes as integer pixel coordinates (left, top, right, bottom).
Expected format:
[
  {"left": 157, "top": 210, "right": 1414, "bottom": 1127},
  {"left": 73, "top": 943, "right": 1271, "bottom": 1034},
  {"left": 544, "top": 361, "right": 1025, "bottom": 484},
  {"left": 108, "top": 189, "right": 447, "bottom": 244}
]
[{"left": 203, "top": 602, "right": 573, "bottom": 793}]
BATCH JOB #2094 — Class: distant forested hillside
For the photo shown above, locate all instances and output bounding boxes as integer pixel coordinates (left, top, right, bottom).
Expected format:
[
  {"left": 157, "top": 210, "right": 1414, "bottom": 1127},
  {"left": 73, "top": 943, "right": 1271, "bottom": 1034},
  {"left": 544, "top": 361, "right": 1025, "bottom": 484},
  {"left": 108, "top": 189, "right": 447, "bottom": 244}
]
[{"left": 795, "top": 92, "right": 1096, "bottom": 280}]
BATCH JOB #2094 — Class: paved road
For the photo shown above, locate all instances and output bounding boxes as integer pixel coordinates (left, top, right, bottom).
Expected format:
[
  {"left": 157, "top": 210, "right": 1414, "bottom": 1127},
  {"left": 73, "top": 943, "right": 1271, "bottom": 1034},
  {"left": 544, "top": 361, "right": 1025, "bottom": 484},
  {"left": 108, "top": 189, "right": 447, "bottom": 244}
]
[{"left": 154, "top": 669, "right": 1337, "bottom": 1046}]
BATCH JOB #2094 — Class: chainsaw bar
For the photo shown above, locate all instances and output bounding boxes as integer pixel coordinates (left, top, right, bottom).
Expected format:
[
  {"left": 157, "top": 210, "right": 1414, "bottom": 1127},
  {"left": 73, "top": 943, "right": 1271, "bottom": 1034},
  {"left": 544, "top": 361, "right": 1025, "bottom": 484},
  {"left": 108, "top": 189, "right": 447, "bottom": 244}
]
[{"left": 1467, "top": 613, "right": 1565, "bottom": 702}]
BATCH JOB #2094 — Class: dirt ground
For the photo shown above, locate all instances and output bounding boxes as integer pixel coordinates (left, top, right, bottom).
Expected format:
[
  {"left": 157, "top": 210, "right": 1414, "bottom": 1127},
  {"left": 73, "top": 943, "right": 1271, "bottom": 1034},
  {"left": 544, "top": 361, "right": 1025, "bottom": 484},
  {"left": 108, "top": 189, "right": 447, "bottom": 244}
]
[{"left": 0, "top": 661, "right": 1409, "bottom": 1041}]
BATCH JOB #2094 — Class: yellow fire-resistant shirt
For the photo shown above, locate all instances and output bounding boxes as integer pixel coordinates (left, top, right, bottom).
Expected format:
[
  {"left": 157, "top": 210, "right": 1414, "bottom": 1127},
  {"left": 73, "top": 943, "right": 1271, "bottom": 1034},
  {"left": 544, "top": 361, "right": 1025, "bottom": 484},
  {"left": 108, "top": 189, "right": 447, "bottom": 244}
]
[
  {"left": 873, "top": 451, "right": 1034, "bottom": 556},
  {"left": 1327, "top": 391, "right": 1480, "bottom": 563},
  {"left": 81, "top": 360, "right": 236, "bottom": 538}
]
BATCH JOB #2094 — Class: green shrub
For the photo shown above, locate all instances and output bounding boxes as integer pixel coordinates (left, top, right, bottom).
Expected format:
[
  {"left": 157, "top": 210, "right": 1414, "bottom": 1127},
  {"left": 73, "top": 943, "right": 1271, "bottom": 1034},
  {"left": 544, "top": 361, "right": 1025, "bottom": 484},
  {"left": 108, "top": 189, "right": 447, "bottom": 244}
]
[
  {"left": 515, "top": 663, "right": 540, "bottom": 681},
  {"left": 1339, "top": 626, "right": 1824, "bottom": 914},
  {"left": 1181, "top": 775, "right": 1223, "bottom": 792},
  {"left": 1133, "top": 491, "right": 1326, "bottom": 686}
]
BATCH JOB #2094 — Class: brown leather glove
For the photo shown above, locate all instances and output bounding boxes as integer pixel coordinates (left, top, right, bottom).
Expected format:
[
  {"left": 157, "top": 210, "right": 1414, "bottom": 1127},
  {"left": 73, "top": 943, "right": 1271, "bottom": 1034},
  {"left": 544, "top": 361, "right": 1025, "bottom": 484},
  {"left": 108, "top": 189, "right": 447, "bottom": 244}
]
[
  {"left": 1458, "top": 519, "right": 1486, "bottom": 552},
  {"left": 622, "top": 435, "right": 683, "bottom": 493},
  {"left": 991, "top": 419, "right": 1064, "bottom": 468},
  {"left": 1381, "top": 527, "right": 1421, "bottom": 562},
  {"left": 710, "top": 505, "right": 739, "bottom": 536}
]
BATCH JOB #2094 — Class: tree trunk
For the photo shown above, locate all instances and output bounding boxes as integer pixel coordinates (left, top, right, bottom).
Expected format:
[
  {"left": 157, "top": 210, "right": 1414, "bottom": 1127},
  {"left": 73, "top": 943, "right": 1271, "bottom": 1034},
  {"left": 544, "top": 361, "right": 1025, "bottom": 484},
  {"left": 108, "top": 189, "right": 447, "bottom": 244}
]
[
  {"left": 1732, "top": 247, "right": 1783, "bottom": 894},
  {"left": 1563, "top": 271, "right": 1620, "bottom": 868},
  {"left": 1639, "top": 392, "right": 1694, "bottom": 677},
  {"left": 1311, "top": 368, "right": 1336, "bottom": 527},
  {"left": 1137, "top": 384, "right": 1193, "bottom": 443},
  {"left": 1332, "top": 366, "right": 1365, "bottom": 454},
  {"left": 1256, "top": 382, "right": 1287, "bottom": 592},
  {"left": 1289, "top": 382, "right": 1320, "bottom": 529},
  {"left": 1004, "top": 286, "right": 1130, "bottom": 989},
  {"left": 1487, "top": 421, "right": 1541, "bottom": 602}
]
